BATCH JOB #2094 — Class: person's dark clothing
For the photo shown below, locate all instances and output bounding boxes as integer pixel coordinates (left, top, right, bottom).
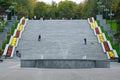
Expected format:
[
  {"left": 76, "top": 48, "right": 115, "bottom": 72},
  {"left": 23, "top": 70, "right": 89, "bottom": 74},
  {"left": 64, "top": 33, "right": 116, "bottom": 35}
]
[
  {"left": 38, "top": 35, "right": 41, "bottom": 41},
  {"left": 84, "top": 38, "right": 87, "bottom": 45}
]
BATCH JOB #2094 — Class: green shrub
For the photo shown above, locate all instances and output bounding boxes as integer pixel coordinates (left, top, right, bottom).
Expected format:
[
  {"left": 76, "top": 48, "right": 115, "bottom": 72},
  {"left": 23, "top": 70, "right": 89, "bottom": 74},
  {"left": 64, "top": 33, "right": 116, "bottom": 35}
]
[
  {"left": 14, "top": 21, "right": 19, "bottom": 28},
  {"left": 2, "top": 41, "right": 6, "bottom": 50},
  {"left": 113, "top": 44, "right": 120, "bottom": 57},
  {"left": 107, "top": 20, "right": 118, "bottom": 33},
  {"left": 0, "top": 49, "right": 3, "bottom": 56},
  {"left": 11, "top": 21, "right": 19, "bottom": 35},
  {"left": 0, "top": 26, "right": 4, "bottom": 32},
  {"left": 6, "top": 35, "right": 11, "bottom": 44},
  {"left": 10, "top": 27, "right": 15, "bottom": 35},
  {"left": 5, "top": 21, "right": 8, "bottom": 26}
]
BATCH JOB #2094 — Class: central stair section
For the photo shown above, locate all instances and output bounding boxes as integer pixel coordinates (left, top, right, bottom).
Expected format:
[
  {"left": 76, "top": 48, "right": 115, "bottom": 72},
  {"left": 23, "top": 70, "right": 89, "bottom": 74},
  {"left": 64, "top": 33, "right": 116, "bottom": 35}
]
[{"left": 18, "top": 20, "right": 109, "bottom": 68}]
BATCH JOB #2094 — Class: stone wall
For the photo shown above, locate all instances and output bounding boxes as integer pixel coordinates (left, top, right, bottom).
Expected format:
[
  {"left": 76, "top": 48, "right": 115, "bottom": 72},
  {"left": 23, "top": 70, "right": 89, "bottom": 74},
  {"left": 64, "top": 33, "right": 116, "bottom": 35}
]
[{"left": 21, "top": 59, "right": 110, "bottom": 69}]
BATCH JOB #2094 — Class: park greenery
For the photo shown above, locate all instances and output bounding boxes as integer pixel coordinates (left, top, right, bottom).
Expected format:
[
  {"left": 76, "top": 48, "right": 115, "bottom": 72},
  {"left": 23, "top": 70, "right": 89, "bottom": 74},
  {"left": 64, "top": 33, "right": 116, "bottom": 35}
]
[
  {"left": 0, "top": 0, "right": 120, "bottom": 55},
  {"left": 0, "top": 0, "right": 119, "bottom": 20}
]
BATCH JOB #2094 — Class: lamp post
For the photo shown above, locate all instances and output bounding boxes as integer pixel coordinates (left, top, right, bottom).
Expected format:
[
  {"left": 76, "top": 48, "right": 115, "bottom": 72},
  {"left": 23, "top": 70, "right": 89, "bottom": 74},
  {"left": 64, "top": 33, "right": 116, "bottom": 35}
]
[
  {"left": 5, "top": 9, "right": 11, "bottom": 20},
  {"left": 108, "top": 11, "right": 114, "bottom": 28},
  {"left": 12, "top": 2, "right": 17, "bottom": 16},
  {"left": 100, "top": 5, "right": 105, "bottom": 15},
  {"left": 9, "top": 5, "right": 15, "bottom": 20},
  {"left": 104, "top": 8, "right": 109, "bottom": 19},
  {"left": 97, "top": 1, "right": 102, "bottom": 14}
]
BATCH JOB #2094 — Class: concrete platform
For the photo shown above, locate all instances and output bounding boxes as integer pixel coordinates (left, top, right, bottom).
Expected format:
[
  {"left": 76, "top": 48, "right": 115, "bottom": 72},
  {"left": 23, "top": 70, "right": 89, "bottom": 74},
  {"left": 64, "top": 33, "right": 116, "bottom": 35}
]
[
  {"left": 16, "top": 20, "right": 108, "bottom": 68},
  {"left": 0, "top": 59, "right": 120, "bottom": 80}
]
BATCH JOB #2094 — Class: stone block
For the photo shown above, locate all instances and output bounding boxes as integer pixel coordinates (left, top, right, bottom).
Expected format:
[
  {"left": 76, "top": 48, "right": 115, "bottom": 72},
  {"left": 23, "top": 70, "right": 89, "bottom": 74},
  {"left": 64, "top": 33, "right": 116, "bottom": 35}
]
[{"left": 96, "top": 15, "right": 103, "bottom": 20}]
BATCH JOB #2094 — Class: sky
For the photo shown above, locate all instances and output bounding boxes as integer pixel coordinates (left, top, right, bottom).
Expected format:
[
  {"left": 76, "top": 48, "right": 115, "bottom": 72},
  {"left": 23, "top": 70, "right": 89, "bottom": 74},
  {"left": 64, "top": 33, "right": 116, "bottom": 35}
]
[{"left": 38, "top": 0, "right": 85, "bottom": 4}]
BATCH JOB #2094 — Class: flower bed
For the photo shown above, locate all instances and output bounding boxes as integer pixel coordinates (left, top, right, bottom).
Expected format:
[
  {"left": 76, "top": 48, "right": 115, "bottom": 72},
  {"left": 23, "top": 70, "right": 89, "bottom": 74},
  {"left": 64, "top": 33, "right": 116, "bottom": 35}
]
[
  {"left": 11, "top": 37, "right": 17, "bottom": 47},
  {"left": 15, "top": 30, "right": 20, "bottom": 38},
  {"left": 95, "top": 27, "right": 100, "bottom": 34},
  {"left": 88, "top": 17, "right": 118, "bottom": 60},
  {"left": 18, "top": 24, "right": 23, "bottom": 31},
  {"left": 98, "top": 33, "right": 105, "bottom": 43},
  {"left": 89, "top": 18, "right": 94, "bottom": 23},
  {"left": 91, "top": 22, "right": 97, "bottom": 29},
  {"left": 6, "top": 46, "right": 13, "bottom": 57},
  {"left": 108, "top": 50, "right": 115, "bottom": 58},
  {"left": 2, "top": 17, "right": 28, "bottom": 58},
  {"left": 22, "top": 19, "right": 25, "bottom": 25},
  {"left": 103, "top": 41, "right": 110, "bottom": 52}
]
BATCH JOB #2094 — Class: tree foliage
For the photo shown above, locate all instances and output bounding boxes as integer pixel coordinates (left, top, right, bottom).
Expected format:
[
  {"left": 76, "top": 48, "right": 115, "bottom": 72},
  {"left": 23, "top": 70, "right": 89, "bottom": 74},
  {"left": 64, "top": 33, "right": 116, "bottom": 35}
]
[
  {"left": 81, "top": 0, "right": 95, "bottom": 18},
  {"left": 0, "top": 0, "right": 13, "bottom": 15},
  {"left": 34, "top": 2, "right": 46, "bottom": 19},
  {"left": 57, "top": 0, "right": 77, "bottom": 19},
  {"left": 16, "top": 0, "right": 36, "bottom": 19},
  {"left": 0, "top": 0, "right": 119, "bottom": 21}
]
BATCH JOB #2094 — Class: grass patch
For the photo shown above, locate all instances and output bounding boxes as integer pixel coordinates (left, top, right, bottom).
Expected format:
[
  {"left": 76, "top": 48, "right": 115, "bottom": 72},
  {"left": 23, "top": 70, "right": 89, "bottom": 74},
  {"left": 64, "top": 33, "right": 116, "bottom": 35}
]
[
  {"left": 10, "top": 21, "right": 19, "bottom": 35},
  {"left": 2, "top": 41, "right": 6, "bottom": 50},
  {"left": 113, "top": 44, "right": 120, "bottom": 57},
  {"left": 96, "top": 20, "right": 100, "bottom": 26},
  {"left": 10, "top": 27, "right": 16, "bottom": 35},
  {"left": 107, "top": 20, "right": 118, "bottom": 33},
  {"left": 6, "top": 35, "right": 11, "bottom": 44}
]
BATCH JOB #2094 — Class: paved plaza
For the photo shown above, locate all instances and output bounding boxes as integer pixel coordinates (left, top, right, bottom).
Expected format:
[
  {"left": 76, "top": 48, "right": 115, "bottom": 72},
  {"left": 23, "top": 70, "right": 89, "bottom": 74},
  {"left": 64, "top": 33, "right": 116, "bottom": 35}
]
[{"left": 0, "top": 59, "right": 120, "bottom": 80}]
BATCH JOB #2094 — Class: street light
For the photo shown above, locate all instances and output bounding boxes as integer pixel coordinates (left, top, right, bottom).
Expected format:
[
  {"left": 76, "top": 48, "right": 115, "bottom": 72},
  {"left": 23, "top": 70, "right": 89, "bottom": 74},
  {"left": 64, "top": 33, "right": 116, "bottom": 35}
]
[
  {"left": 5, "top": 9, "right": 11, "bottom": 20},
  {"left": 12, "top": 2, "right": 17, "bottom": 16},
  {"left": 97, "top": 1, "right": 102, "bottom": 14},
  {"left": 104, "top": 8, "right": 109, "bottom": 19},
  {"left": 100, "top": 5, "right": 105, "bottom": 15},
  {"left": 9, "top": 5, "right": 15, "bottom": 13},
  {"left": 108, "top": 11, "right": 114, "bottom": 28},
  {"left": 9, "top": 5, "right": 15, "bottom": 20}
]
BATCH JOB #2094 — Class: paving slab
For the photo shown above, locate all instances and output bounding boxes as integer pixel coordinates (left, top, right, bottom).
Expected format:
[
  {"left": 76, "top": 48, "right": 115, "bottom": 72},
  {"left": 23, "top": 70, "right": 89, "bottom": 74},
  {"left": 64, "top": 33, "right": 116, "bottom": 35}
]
[{"left": 0, "top": 59, "right": 120, "bottom": 80}]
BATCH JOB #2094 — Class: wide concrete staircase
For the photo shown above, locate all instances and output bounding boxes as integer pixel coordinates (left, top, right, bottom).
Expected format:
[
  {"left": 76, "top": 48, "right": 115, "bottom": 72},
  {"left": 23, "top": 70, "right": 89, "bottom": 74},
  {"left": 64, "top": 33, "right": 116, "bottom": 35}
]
[{"left": 16, "top": 19, "right": 109, "bottom": 68}]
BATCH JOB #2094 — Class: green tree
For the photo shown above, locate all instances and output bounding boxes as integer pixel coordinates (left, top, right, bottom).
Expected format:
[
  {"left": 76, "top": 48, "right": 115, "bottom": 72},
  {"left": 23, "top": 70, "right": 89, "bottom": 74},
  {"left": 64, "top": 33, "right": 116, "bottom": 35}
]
[
  {"left": 76, "top": 1, "right": 87, "bottom": 19},
  {"left": 34, "top": 2, "right": 46, "bottom": 19},
  {"left": 45, "top": 5, "right": 55, "bottom": 19},
  {"left": 81, "top": 0, "right": 97, "bottom": 19},
  {"left": 112, "top": 0, "right": 120, "bottom": 43},
  {"left": 51, "top": 1, "right": 57, "bottom": 19},
  {"left": 16, "top": 0, "right": 36, "bottom": 19},
  {"left": 0, "top": 0, "right": 14, "bottom": 15},
  {"left": 17, "top": 6, "right": 28, "bottom": 18},
  {"left": 57, "top": 0, "right": 77, "bottom": 19},
  {"left": 112, "top": 0, "right": 120, "bottom": 27}
]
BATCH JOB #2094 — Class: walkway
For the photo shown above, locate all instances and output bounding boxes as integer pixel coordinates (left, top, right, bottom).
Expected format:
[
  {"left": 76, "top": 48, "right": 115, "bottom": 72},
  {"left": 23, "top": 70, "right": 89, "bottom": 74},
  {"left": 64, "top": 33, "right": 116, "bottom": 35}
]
[{"left": 0, "top": 59, "right": 120, "bottom": 80}]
